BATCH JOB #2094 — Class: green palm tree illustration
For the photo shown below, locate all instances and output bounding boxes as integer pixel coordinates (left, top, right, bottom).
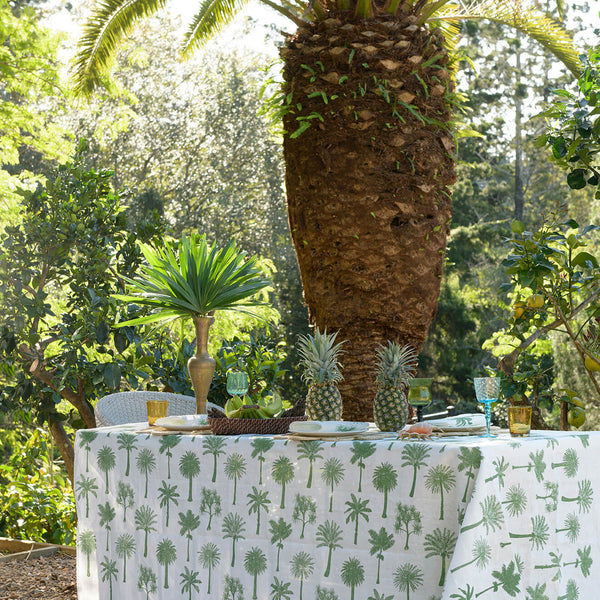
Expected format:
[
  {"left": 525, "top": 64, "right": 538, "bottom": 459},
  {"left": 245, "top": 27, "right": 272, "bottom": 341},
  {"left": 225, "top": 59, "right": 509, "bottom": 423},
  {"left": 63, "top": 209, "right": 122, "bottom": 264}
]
[
  {"left": 78, "top": 530, "right": 96, "bottom": 577},
  {"left": 562, "top": 545, "right": 593, "bottom": 577},
  {"left": 271, "top": 576, "right": 293, "bottom": 600},
  {"left": 451, "top": 583, "right": 475, "bottom": 600},
  {"left": 158, "top": 480, "right": 180, "bottom": 526},
  {"left": 536, "top": 481, "right": 559, "bottom": 512},
  {"left": 269, "top": 518, "right": 293, "bottom": 571},
  {"left": 100, "top": 555, "right": 118, "bottom": 600},
  {"left": 394, "top": 502, "right": 422, "bottom": 550},
  {"left": 321, "top": 457, "right": 345, "bottom": 512},
  {"left": 116, "top": 481, "right": 134, "bottom": 522},
  {"left": 297, "top": 440, "right": 324, "bottom": 488},
  {"left": 98, "top": 501, "right": 116, "bottom": 552},
  {"left": 424, "top": 527, "right": 458, "bottom": 587},
  {"left": 136, "top": 448, "right": 156, "bottom": 499},
  {"left": 551, "top": 448, "right": 579, "bottom": 478},
  {"left": 341, "top": 556, "right": 365, "bottom": 600},
  {"left": 134, "top": 505, "right": 157, "bottom": 558},
  {"left": 556, "top": 513, "right": 580, "bottom": 543},
  {"left": 561, "top": 479, "right": 594, "bottom": 513},
  {"left": 272, "top": 455, "right": 295, "bottom": 509},
  {"left": 76, "top": 475, "right": 98, "bottom": 518},
  {"left": 203, "top": 435, "right": 227, "bottom": 483},
  {"left": 525, "top": 583, "right": 549, "bottom": 600},
  {"left": 457, "top": 447, "right": 482, "bottom": 502},
  {"left": 317, "top": 586, "right": 340, "bottom": 599},
  {"left": 180, "top": 566, "right": 201, "bottom": 600},
  {"left": 316, "top": 520, "right": 343, "bottom": 577},
  {"left": 450, "top": 538, "right": 491, "bottom": 573},
  {"left": 179, "top": 450, "right": 201, "bottom": 502},
  {"left": 247, "top": 486, "right": 271, "bottom": 535},
  {"left": 157, "top": 538, "right": 177, "bottom": 589},
  {"left": 137, "top": 565, "right": 157, "bottom": 600},
  {"left": 372, "top": 462, "right": 398, "bottom": 518},
  {"left": 97, "top": 446, "right": 116, "bottom": 494},
  {"left": 512, "top": 450, "right": 546, "bottom": 482},
  {"left": 159, "top": 435, "right": 182, "bottom": 479},
  {"left": 200, "top": 487, "right": 222, "bottom": 529},
  {"left": 424, "top": 464, "right": 456, "bottom": 520},
  {"left": 345, "top": 494, "right": 372, "bottom": 545},
  {"left": 223, "top": 575, "right": 244, "bottom": 600},
  {"left": 244, "top": 546, "right": 267, "bottom": 599},
  {"left": 115, "top": 533, "right": 135, "bottom": 582},
  {"left": 292, "top": 494, "right": 316, "bottom": 539},
  {"left": 401, "top": 444, "right": 431, "bottom": 497},
  {"left": 578, "top": 434, "right": 590, "bottom": 448},
  {"left": 251, "top": 437, "right": 275, "bottom": 485},
  {"left": 483, "top": 456, "right": 508, "bottom": 488},
  {"left": 117, "top": 433, "right": 138, "bottom": 477},
  {"left": 222, "top": 512, "right": 246, "bottom": 567},
  {"left": 290, "top": 551, "right": 314, "bottom": 600},
  {"left": 198, "top": 542, "right": 221, "bottom": 594},
  {"left": 224, "top": 452, "right": 247, "bottom": 505},
  {"left": 534, "top": 551, "right": 563, "bottom": 581},
  {"left": 367, "top": 590, "right": 393, "bottom": 600},
  {"left": 368, "top": 527, "right": 394, "bottom": 584},
  {"left": 460, "top": 495, "right": 505, "bottom": 534},
  {"left": 475, "top": 560, "right": 521, "bottom": 597},
  {"left": 79, "top": 430, "right": 98, "bottom": 472},
  {"left": 393, "top": 563, "right": 424, "bottom": 600},
  {"left": 178, "top": 509, "right": 201, "bottom": 561},
  {"left": 350, "top": 442, "right": 376, "bottom": 492},
  {"left": 502, "top": 484, "right": 527, "bottom": 517},
  {"left": 508, "top": 515, "right": 549, "bottom": 550},
  {"left": 558, "top": 579, "right": 579, "bottom": 600}
]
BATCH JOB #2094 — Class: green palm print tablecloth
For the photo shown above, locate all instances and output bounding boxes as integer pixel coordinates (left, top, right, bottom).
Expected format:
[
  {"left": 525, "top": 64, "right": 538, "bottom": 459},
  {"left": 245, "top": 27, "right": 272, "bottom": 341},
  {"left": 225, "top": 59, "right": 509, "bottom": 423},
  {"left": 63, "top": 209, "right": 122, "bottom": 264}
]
[{"left": 75, "top": 425, "right": 600, "bottom": 600}]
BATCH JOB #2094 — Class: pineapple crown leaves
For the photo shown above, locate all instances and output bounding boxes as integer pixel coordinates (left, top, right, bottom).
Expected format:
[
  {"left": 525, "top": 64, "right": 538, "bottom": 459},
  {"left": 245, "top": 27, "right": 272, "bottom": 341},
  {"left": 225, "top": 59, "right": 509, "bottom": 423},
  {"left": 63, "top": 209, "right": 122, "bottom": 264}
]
[
  {"left": 374, "top": 341, "right": 418, "bottom": 387},
  {"left": 297, "top": 327, "right": 345, "bottom": 385}
]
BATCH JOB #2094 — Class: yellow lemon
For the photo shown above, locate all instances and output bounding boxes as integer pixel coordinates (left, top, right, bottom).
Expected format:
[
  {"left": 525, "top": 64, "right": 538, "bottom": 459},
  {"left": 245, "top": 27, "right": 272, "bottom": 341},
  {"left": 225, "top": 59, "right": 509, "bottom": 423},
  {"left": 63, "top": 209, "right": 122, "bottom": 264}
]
[
  {"left": 568, "top": 407, "right": 586, "bottom": 428},
  {"left": 527, "top": 294, "right": 544, "bottom": 309},
  {"left": 569, "top": 396, "right": 584, "bottom": 409},
  {"left": 584, "top": 355, "right": 600, "bottom": 372},
  {"left": 513, "top": 302, "right": 526, "bottom": 319}
]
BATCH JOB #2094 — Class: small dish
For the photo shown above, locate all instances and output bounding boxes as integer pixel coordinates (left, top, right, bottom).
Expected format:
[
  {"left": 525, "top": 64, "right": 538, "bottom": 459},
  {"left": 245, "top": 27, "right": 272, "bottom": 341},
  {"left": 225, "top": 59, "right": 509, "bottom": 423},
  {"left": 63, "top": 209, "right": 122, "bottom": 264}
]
[
  {"left": 154, "top": 414, "right": 210, "bottom": 430},
  {"left": 289, "top": 421, "right": 368, "bottom": 435}
]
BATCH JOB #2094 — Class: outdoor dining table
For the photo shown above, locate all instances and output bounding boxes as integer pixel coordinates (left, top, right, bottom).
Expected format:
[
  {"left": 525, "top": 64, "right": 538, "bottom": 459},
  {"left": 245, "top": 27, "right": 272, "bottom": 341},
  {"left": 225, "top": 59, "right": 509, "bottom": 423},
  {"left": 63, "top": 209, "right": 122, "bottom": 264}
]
[{"left": 74, "top": 424, "right": 600, "bottom": 600}]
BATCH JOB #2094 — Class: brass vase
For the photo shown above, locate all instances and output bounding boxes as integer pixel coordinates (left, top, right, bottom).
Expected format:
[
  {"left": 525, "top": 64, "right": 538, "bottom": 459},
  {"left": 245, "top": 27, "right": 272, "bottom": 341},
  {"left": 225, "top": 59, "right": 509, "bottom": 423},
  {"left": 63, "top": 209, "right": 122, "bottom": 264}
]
[{"left": 187, "top": 316, "right": 216, "bottom": 414}]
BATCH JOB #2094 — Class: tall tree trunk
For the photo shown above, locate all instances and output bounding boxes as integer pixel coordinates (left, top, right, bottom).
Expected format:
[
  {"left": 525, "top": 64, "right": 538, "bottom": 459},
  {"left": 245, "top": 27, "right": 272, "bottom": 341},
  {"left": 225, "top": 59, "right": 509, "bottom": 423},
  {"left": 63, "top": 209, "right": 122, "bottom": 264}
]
[
  {"left": 513, "top": 35, "right": 524, "bottom": 221},
  {"left": 282, "top": 12, "right": 456, "bottom": 420}
]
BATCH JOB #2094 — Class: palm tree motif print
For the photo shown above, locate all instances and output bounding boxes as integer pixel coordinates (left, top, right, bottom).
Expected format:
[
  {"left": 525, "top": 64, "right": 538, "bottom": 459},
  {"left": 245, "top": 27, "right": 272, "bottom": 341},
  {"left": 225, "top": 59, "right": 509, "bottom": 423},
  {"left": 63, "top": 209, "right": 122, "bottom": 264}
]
[
  {"left": 98, "top": 501, "right": 116, "bottom": 552},
  {"left": 450, "top": 537, "right": 491, "bottom": 574},
  {"left": 224, "top": 452, "right": 247, "bottom": 505},
  {"left": 551, "top": 448, "right": 579, "bottom": 478},
  {"left": 368, "top": 527, "right": 394, "bottom": 584},
  {"left": 534, "top": 551, "right": 563, "bottom": 582},
  {"left": 271, "top": 576, "right": 293, "bottom": 600},
  {"left": 393, "top": 563, "right": 424, "bottom": 600},
  {"left": 247, "top": 486, "right": 271, "bottom": 535},
  {"left": 292, "top": 494, "right": 316, "bottom": 539},
  {"left": 321, "top": 457, "right": 345, "bottom": 512},
  {"left": 136, "top": 448, "right": 156, "bottom": 499},
  {"left": 244, "top": 546, "right": 267, "bottom": 599},
  {"left": 137, "top": 565, "right": 157, "bottom": 600},
  {"left": 76, "top": 475, "right": 98, "bottom": 518},
  {"left": 341, "top": 556, "right": 365, "bottom": 600},
  {"left": 200, "top": 487, "right": 222, "bottom": 530},
  {"left": 79, "top": 430, "right": 98, "bottom": 472},
  {"left": 556, "top": 513, "right": 580, "bottom": 543},
  {"left": 269, "top": 517, "right": 292, "bottom": 571},
  {"left": 316, "top": 520, "right": 344, "bottom": 577},
  {"left": 222, "top": 574, "right": 244, "bottom": 600},
  {"left": 536, "top": 481, "right": 559, "bottom": 512},
  {"left": 115, "top": 533, "right": 135, "bottom": 582},
  {"left": 179, "top": 451, "right": 200, "bottom": 502},
  {"left": 251, "top": 437, "right": 274, "bottom": 485},
  {"left": 395, "top": 502, "right": 422, "bottom": 550},
  {"left": 525, "top": 583, "right": 549, "bottom": 600},
  {"left": 272, "top": 455, "right": 294, "bottom": 509},
  {"left": 484, "top": 456, "right": 509, "bottom": 488},
  {"left": 367, "top": 590, "right": 393, "bottom": 600},
  {"left": 451, "top": 583, "right": 475, "bottom": 600},
  {"left": 158, "top": 480, "right": 180, "bottom": 526},
  {"left": 297, "top": 440, "right": 324, "bottom": 488},
  {"left": 97, "top": 446, "right": 116, "bottom": 494},
  {"left": 116, "top": 481, "right": 134, "bottom": 522},
  {"left": 344, "top": 494, "right": 372, "bottom": 544},
  {"left": 157, "top": 538, "right": 177, "bottom": 589},
  {"left": 134, "top": 505, "right": 157, "bottom": 558},
  {"left": 203, "top": 435, "right": 226, "bottom": 483},
  {"left": 222, "top": 512, "right": 246, "bottom": 567},
  {"left": 424, "top": 527, "right": 458, "bottom": 587},
  {"left": 502, "top": 484, "right": 527, "bottom": 517},
  {"left": 511, "top": 450, "right": 546, "bottom": 482},
  {"left": 159, "top": 435, "right": 181, "bottom": 479},
  {"left": 455, "top": 416, "right": 474, "bottom": 426},
  {"left": 507, "top": 515, "right": 550, "bottom": 550},
  {"left": 577, "top": 434, "right": 590, "bottom": 448},
  {"left": 78, "top": 530, "right": 96, "bottom": 577},
  {"left": 178, "top": 509, "right": 201, "bottom": 561},
  {"left": 198, "top": 542, "right": 221, "bottom": 594},
  {"left": 476, "top": 559, "right": 521, "bottom": 597},
  {"left": 349, "top": 442, "right": 376, "bottom": 492},
  {"left": 425, "top": 464, "right": 456, "bottom": 520},
  {"left": 561, "top": 479, "right": 594, "bottom": 513},
  {"left": 562, "top": 545, "right": 593, "bottom": 577},
  {"left": 180, "top": 566, "right": 201, "bottom": 600},
  {"left": 100, "top": 556, "right": 118, "bottom": 600},
  {"left": 457, "top": 447, "right": 482, "bottom": 502},
  {"left": 316, "top": 586, "right": 340, "bottom": 599},
  {"left": 116, "top": 433, "right": 137, "bottom": 477},
  {"left": 290, "top": 551, "right": 314, "bottom": 600},
  {"left": 401, "top": 444, "right": 431, "bottom": 497},
  {"left": 372, "top": 462, "right": 398, "bottom": 518},
  {"left": 558, "top": 579, "right": 579, "bottom": 600},
  {"left": 460, "top": 495, "right": 505, "bottom": 534}
]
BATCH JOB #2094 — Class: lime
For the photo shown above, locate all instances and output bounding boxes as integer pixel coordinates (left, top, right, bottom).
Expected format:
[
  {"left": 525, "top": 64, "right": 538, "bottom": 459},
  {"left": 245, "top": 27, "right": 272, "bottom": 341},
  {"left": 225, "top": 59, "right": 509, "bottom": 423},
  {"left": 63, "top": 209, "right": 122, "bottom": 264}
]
[{"left": 568, "top": 407, "right": 586, "bottom": 428}]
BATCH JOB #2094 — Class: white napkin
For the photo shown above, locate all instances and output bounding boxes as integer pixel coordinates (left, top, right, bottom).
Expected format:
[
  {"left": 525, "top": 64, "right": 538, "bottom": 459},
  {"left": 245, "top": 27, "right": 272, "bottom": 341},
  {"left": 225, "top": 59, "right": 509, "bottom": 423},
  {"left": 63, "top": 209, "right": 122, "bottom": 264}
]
[
  {"left": 289, "top": 421, "right": 369, "bottom": 434},
  {"left": 421, "top": 413, "right": 485, "bottom": 431}
]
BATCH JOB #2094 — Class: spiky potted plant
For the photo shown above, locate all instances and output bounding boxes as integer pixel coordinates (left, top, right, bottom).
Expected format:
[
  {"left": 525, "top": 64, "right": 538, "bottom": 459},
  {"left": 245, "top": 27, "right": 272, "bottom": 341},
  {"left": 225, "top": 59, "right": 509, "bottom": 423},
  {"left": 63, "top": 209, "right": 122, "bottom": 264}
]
[{"left": 115, "top": 233, "right": 271, "bottom": 414}]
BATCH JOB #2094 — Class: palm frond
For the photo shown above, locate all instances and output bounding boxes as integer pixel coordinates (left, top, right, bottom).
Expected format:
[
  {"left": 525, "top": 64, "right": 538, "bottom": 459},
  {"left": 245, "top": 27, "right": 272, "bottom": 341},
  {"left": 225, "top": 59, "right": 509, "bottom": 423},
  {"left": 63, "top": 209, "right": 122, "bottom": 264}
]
[{"left": 72, "top": 0, "right": 167, "bottom": 97}]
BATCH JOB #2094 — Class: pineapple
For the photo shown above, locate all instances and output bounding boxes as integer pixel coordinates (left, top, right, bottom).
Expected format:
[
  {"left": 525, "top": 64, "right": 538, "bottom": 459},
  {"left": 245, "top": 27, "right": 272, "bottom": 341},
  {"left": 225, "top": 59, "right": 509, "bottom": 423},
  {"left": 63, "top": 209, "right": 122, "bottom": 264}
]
[
  {"left": 298, "top": 328, "right": 345, "bottom": 421},
  {"left": 373, "top": 342, "right": 417, "bottom": 432}
]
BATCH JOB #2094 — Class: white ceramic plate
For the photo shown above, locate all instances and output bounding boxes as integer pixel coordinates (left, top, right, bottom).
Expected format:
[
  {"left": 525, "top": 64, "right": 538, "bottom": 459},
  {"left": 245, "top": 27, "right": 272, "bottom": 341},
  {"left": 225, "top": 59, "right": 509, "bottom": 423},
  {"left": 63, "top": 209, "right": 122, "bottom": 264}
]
[
  {"left": 289, "top": 421, "right": 369, "bottom": 435},
  {"left": 154, "top": 414, "right": 210, "bottom": 430}
]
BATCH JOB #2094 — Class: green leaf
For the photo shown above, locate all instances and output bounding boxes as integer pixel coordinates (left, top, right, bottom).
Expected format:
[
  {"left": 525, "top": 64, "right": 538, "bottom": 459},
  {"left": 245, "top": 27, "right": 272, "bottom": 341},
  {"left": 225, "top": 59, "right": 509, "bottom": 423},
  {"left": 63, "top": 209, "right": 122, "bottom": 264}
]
[
  {"left": 96, "top": 321, "right": 110, "bottom": 344},
  {"left": 103, "top": 363, "right": 121, "bottom": 389},
  {"left": 567, "top": 169, "right": 587, "bottom": 189},
  {"left": 572, "top": 251, "right": 599, "bottom": 269}
]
